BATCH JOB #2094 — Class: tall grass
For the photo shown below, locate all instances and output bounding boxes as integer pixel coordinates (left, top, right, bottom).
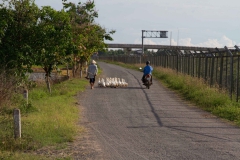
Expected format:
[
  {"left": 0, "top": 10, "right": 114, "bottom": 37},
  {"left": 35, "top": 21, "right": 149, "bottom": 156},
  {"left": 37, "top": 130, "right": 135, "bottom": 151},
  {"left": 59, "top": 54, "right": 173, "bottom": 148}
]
[
  {"left": 153, "top": 67, "right": 231, "bottom": 108},
  {"left": 153, "top": 66, "right": 240, "bottom": 125}
]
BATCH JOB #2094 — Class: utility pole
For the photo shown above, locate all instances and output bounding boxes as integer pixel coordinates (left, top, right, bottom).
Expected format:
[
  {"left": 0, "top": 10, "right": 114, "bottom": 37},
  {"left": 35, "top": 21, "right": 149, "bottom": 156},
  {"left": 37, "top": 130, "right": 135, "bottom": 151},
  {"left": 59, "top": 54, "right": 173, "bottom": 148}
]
[
  {"left": 170, "top": 31, "right": 172, "bottom": 46},
  {"left": 177, "top": 29, "right": 179, "bottom": 46},
  {"left": 142, "top": 30, "right": 144, "bottom": 54}
]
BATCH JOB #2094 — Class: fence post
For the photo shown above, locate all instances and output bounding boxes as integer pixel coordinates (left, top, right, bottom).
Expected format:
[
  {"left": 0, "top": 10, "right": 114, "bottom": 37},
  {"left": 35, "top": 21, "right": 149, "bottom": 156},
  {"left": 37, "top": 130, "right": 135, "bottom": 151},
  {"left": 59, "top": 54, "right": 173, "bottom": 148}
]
[
  {"left": 216, "top": 48, "right": 223, "bottom": 89},
  {"left": 176, "top": 54, "right": 179, "bottom": 73},
  {"left": 204, "top": 53, "right": 208, "bottom": 82},
  {"left": 208, "top": 49, "right": 215, "bottom": 87},
  {"left": 225, "top": 46, "right": 234, "bottom": 100},
  {"left": 197, "top": 52, "right": 201, "bottom": 79},
  {"left": 188, "top": 54, "right": 190, "bottom": 75},
  {"left": 235, "top": 45, "right": 240, "bottom": 102},
  {"left": 192, "top": 53, "right": 195, "bottom": 77},
  {"left": 13, "top": 109, "right": 21, "bottom": 139},
  {"left": 23, "top": 89, "right": 28, "bottom": 104},
  {"left": 237, "top": 56, "right": 240, "bottom": 102}
]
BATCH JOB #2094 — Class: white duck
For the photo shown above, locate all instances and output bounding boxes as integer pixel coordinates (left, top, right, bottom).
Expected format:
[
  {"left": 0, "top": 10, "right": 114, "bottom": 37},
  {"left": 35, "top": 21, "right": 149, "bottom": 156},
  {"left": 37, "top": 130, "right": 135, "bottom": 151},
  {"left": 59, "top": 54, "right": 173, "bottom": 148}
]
[
  {"left": 105, "top": 77, "right": 110, "bottom": 87},
  {"left": 122, "top": 78, "right": 128, "bottom": 87},
  {"left": 114, "top": 77, "right": 119, "bottom": 87},
  {"left": 118, "top": 78, "right": 122, "bottom": 87},
  {"left": 110, "top": 78, "right": 116, "bottom": 88},
  {"left": 101, "top": 78, "right": 106, "bottom": 87},
  {"left": 98, "top": 78, "right": 101, "bottom": 87}
]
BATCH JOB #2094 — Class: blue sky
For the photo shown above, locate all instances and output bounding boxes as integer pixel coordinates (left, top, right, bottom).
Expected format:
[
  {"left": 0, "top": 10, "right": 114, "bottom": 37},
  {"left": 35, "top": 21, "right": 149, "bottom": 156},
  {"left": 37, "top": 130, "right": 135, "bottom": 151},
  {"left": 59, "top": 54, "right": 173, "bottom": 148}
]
[{"left": 33, "top": 0, "right": 240, "bottom": 47}]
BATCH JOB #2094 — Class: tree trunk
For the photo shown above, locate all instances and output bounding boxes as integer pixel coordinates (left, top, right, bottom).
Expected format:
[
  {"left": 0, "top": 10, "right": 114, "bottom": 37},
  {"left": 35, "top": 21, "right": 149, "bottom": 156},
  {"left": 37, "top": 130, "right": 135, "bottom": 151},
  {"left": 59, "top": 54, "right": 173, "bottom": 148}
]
[
  {"left": 80, "top": 70, "right": 82, "bottom": 78},
  {"left": 72, "top": 60, "right": 80, "bottom": 78},
  {"left": 46, "top": 75, "right": 51, "bottom": 93},
  {"left": 44, "top": 66, "right": 52, "bottom": 93},
  {"left": 72, "top": 62, "right": 76, "bottom": 77},
  {"left": 66, "top": 63, "right": 69, "bottom": 79},
  {"left": 80, "top": 62, "right": 83, "bottom": 78},
  {"left": 85, "top": 61, "right": 88, "bottom": 75}
]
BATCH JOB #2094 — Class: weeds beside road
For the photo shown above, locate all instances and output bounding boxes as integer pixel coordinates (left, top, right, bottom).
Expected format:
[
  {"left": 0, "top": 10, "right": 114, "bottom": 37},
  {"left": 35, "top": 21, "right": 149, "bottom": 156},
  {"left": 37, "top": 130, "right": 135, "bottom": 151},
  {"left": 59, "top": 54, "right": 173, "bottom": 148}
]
[{"left": 0, "top": 78, "right": 88, "bottom": 160}]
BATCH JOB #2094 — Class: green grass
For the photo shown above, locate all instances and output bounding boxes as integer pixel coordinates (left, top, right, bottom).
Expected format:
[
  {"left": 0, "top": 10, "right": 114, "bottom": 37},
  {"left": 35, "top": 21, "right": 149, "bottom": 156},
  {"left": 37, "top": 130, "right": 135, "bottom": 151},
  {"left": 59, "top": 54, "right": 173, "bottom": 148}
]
[
  {"left": 28, "top": 79, "right": 88, "bottom": 145},
  {"left": 104, "top": 60, "right": 240, "bottom": 126},
  {"left": 0, "top": 78, "right": 88, "bottom": 159}
]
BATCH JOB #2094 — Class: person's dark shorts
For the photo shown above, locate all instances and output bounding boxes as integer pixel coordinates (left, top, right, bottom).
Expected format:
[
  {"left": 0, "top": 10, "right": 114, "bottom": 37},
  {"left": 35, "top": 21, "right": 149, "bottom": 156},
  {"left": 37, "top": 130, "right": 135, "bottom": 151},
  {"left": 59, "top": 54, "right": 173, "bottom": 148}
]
[{"left": 89, "top": 78, "right": 95, "bottom": 83}]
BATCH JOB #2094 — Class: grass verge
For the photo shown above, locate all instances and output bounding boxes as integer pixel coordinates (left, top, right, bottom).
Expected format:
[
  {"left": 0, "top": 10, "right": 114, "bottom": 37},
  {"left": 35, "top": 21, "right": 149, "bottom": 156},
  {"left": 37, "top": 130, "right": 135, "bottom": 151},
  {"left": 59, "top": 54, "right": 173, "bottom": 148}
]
[
  {"left": 104, "top": 60, "right": 240, "bottom": 126},
  {"left": 0, "top": 78, "right": 88, "bottom": 159}
]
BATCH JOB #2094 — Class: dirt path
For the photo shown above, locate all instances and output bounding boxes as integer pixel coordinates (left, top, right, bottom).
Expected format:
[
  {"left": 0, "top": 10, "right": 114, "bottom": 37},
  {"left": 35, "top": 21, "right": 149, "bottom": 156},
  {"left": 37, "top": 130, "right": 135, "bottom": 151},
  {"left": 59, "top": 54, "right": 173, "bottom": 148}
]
[{"left": 73, "top": 62, "right": 240, "bottom": 160}]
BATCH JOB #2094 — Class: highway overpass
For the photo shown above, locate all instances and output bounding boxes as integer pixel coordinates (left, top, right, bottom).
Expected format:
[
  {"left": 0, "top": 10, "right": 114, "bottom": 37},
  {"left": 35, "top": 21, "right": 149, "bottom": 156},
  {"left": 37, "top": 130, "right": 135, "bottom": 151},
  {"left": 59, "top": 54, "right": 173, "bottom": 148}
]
[{"left": 105, "top": 43, "right": 228, "bottom": 52}]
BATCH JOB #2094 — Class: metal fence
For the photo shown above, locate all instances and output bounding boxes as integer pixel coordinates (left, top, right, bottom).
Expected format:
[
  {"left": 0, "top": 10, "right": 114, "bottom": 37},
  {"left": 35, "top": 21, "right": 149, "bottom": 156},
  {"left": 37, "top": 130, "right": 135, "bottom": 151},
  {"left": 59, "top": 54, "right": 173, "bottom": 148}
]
[{"left": 99, "top": 46, "right": 240, "bottom": 102}]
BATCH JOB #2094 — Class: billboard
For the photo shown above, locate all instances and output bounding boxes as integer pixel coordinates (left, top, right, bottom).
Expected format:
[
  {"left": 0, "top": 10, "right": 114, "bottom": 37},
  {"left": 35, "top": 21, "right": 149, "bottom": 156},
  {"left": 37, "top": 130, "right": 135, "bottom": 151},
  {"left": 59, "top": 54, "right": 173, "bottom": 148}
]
[
  {"left": 160, "top": 31, "right": 168, "bottom": 38},
  {"left": 142, "top": 30, "right": 168, "bottom": 38}
]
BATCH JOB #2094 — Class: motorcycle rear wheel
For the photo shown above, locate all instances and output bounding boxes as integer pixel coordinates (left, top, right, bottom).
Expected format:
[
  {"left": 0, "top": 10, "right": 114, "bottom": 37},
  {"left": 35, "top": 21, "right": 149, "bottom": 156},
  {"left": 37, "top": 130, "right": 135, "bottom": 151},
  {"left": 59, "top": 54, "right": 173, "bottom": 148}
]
[{"left": 146, "top": 81, "right": 150, "bottom": 89}]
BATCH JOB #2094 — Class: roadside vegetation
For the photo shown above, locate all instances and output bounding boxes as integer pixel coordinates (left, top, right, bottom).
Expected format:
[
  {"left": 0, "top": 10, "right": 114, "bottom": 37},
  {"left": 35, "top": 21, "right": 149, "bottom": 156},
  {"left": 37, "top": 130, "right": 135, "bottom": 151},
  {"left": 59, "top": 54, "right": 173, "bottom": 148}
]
[
  {"left": 105, "top": 61, "right": 240, "bottom": 126},
  {"left": 0, "top": 75, "right": 88, "bottom": 159},
  {"left": 0, "top": 0, "right": 115, "bottom": 92},
  {"left": 0, "top": 64, "right": 103, "bottom": 159},
  {"left": 0, "top": 0, "right": 111, "bottom": 159}
]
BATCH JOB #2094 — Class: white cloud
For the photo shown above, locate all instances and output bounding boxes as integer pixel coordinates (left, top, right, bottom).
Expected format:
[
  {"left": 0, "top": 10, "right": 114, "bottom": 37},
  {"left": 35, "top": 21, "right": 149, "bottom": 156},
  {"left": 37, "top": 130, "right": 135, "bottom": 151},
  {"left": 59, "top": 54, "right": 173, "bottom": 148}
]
[
  {"left": 179, "top": 38, "right": 194, "bottom": 47},
  {"left": 196, "top": 39, "right": 220, "bottom": 48},
  {"left": 194, "top": 36, "right": 235, "bottom": 48},
  {"left": 219, "top": 36, "right": 235, "bottom": 47}
]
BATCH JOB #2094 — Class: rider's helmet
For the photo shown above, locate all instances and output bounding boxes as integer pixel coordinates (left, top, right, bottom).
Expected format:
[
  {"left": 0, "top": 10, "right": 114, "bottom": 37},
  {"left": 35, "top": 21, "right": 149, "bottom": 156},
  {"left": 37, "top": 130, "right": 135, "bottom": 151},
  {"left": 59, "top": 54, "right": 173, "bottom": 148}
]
[{"left": 146, "top": 61, "right": 150, "bottom": 65}]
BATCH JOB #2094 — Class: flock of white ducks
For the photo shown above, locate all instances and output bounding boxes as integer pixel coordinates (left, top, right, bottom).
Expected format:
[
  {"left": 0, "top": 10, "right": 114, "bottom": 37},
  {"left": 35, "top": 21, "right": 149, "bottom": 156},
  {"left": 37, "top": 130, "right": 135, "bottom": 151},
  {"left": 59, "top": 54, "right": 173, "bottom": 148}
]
[{"left": 98, "top": 77, "right": 128, "bottom": 88}]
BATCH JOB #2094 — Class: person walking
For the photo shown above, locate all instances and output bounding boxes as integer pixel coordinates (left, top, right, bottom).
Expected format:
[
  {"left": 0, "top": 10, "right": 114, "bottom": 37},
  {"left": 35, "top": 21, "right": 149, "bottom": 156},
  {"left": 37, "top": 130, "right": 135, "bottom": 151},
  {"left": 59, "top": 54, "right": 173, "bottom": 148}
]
[{"left": 86, "top": 60, "right": 98, "bottom": 89}]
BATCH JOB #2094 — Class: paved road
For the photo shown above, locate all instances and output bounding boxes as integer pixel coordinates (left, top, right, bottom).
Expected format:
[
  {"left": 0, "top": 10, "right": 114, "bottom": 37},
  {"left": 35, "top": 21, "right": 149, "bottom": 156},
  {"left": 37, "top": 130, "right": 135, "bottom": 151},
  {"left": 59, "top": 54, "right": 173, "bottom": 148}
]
[{"left": 79, "top": 62, "right": 240, "bottom": 160}]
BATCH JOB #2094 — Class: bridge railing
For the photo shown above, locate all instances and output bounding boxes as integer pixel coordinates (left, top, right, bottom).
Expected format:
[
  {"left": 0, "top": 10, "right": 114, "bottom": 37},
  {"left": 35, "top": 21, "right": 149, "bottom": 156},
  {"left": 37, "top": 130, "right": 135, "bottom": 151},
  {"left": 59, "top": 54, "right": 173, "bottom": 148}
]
[{"left": 99, "top": 46, "right": 240, "bottom": 102}]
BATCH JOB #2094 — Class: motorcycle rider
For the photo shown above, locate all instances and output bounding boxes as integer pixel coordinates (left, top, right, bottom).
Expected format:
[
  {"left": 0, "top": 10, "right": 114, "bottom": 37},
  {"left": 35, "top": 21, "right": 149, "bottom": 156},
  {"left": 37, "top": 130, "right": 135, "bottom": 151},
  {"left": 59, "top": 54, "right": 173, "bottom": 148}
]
[{"left": 142, "top": 61, "right": 153, "bottom": 84}]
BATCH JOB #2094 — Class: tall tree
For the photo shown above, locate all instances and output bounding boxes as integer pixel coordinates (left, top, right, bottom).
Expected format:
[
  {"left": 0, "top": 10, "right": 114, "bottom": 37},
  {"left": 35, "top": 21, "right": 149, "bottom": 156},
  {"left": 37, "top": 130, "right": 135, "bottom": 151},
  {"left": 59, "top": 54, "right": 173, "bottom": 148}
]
[
  {"left": 62, "top": 0, "right": 98, "bottom": 77},
  {"left": 0, "top": 0, "right": 39, "bottom": 78},
  {"left": 78, "top": 23, "right": 115, "bottom": 74},
  {"left": 62, "top": 0, "right": 115, "bottom": 77},
  {"left": 33, "top": 6, "right": 72, "bottom": 92}
]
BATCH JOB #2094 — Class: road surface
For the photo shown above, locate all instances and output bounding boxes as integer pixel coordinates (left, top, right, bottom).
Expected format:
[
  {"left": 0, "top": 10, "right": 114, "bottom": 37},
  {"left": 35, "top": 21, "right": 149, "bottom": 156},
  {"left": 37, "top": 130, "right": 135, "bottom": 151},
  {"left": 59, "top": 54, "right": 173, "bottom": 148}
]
[{"left": 78, "top": 62, "right": 240, "bottom": 160}]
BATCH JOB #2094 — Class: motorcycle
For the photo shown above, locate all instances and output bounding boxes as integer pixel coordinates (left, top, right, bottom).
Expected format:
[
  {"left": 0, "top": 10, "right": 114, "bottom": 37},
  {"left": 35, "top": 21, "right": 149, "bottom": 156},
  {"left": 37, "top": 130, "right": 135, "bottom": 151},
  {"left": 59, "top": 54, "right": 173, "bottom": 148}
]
[
  {"left": 139, "top": 67, "right": 152, "bottom": 89},
  {"left": 143, "top": 74, "right": 152, "bottom": 89}
]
